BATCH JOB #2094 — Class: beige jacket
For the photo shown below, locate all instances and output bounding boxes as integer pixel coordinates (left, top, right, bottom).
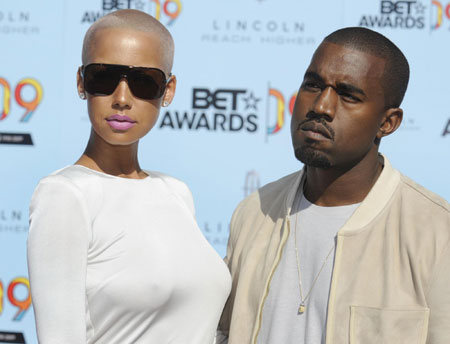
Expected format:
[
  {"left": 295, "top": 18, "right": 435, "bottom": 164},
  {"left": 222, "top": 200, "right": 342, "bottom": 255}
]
[{"left": 218, "top": 156, "right": 450, "bottom": 344}]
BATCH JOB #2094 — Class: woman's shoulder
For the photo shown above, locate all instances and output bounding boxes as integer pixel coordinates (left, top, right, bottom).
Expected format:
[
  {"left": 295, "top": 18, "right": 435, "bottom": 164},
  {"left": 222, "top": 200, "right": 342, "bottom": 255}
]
[
  {"left": 146, "top": 171, "right": 195, "bottom": 216},
  {"left": 37, "top": 165, "right": 103, "bottom": 195},
  {"left": 147, "top": 170, "right": 189, "bottom": 190},
  {"left": 33, "top": 166, "right": 104, "bottom": 216}
]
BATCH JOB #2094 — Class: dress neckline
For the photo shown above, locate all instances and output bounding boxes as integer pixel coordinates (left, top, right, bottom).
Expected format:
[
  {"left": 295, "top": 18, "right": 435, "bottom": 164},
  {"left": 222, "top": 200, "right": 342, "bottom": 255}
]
[{"left": 70, "top": 164, "right": 152, "bottom": 181}]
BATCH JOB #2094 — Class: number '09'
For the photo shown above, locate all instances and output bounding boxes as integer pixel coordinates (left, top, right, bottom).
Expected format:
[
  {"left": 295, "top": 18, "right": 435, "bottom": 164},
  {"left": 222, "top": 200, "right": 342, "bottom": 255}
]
[
  {"left": 152, "top": 0, "right": 182, "bottom": 24},
  {"left": 0, "top": 278, "right": 31, "bottom": 321},
  {"left": 0, "top": 78, "right": 43, "bottom": 122}
]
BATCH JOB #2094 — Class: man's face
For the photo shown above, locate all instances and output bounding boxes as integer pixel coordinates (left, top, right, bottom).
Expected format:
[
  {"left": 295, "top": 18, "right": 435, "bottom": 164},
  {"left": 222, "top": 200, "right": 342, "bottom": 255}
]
[{"left": 291, "top": 42, "right": 388, "bottom": 169}]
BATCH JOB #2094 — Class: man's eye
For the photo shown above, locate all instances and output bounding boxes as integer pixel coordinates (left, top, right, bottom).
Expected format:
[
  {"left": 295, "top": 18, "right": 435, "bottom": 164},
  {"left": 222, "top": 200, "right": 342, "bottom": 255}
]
[
  {"left": 341, "top": 93, "right": 360, "bottom": 102},
  {"left": 302, "top": 81, "right": 320, "bottom": 90}
]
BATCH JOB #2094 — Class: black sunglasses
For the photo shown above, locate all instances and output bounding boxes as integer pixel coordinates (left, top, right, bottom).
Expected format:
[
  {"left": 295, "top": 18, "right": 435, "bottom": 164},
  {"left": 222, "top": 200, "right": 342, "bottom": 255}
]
[{"left": 81, "top": 63, "right": 171, "bottom": 100}]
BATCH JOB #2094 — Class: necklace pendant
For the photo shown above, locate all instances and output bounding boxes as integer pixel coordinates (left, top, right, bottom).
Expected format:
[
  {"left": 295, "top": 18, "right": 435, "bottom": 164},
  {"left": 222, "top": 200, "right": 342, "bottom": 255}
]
[{"left": 298, "top": 303, "right": 306, "bottom": 314}]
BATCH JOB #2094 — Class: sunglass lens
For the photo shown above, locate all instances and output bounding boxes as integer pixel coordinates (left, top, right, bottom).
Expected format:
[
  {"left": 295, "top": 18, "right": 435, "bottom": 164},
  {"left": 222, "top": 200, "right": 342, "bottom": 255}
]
[
  {"left": 83, "top": 64, "right": 120, "bottom": 96},
  {"left": 128, "top": 69, "right": 166, "bottom": 100}
]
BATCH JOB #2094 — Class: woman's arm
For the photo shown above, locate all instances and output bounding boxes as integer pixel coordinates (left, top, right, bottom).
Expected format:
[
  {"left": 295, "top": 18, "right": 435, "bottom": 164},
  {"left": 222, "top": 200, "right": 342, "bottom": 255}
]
[{"left": 27, "top": 177, "right": 91, "bottom": 343}]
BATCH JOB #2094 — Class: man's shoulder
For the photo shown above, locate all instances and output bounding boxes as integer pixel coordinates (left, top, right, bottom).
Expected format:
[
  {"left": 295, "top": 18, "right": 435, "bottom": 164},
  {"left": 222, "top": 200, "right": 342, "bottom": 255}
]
[
  {"left": 228, "top": 170, "right": 300, "bottom": 248},
  {"left": 240, "top": 171, "right": 299, "bottom": 208},
  {"left": 232, "top": 170, "right": 300, "bottom": 223},
  {"left": 398, "top": 173, "right": 450, "bottom": 215}
]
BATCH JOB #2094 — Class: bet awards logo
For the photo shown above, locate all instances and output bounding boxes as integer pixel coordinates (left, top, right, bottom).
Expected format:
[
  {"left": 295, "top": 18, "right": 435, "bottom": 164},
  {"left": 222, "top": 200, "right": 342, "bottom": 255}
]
[
  {"left": 359, "top": 0, "right": 450, "bottom": 31},
  {"left": 359, "top": 1, "right": 426, "bottom": 29},
  {"left": 159, "top": 88, "right": 259, "bottom": 132},
  {"left": 159, "top": 86, "right": 297, "bottom": 139},
  {"left": 81, "top": 0, "right": 182, "bottom": 26}
]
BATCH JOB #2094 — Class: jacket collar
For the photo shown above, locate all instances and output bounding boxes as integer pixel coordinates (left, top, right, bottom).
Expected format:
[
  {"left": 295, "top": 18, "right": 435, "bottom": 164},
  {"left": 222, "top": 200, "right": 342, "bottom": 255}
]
[
  {"left": 285, "top": 169, "right": 305, "bottom": 216},
  {"left": 340, "top": 155, "right": 400, "bottom": 234},
  {"left": 283, "top": 154, "right": 401, "bottom": 234}
]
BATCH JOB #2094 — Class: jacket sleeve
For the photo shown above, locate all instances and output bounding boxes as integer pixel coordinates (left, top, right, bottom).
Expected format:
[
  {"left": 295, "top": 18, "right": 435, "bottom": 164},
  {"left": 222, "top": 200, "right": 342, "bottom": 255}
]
[
  {"left": 217, "top": 203, "right": 242, "bottom": 342},
  {"left": 27, "top": 177, "right": 91, "bottom": 344},
  {"left": 215, "top": 330, "right": 229, "bottom": 344},
  {"left": 426, "top": 240, "right": 450, "bottom": 344}
]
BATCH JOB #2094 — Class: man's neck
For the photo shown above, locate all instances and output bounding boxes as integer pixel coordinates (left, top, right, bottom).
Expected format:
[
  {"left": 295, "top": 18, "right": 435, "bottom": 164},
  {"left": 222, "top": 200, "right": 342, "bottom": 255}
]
[{"left": 303, "top": 152, "right": 383, "bottom": 207}]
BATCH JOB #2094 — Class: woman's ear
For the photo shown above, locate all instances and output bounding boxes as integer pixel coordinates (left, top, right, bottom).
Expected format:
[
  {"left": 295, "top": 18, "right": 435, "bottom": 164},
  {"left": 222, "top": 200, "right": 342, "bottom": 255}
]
[
  {"left": 376, "top": 107, "right": 403, "bottom": 140},
  {"left": 77, "top": 67, "right": 86, "bottom": 100},
  {"left": 161, "top": 75, "right": 177, "bottom": 107}
]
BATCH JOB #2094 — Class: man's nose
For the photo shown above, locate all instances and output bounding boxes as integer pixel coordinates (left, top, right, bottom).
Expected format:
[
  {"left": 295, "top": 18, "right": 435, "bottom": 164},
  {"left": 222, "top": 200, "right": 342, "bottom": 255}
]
[
  {"left": 312, "top": 86, "right": 337, "bottom": 121},
  {"left": 111, "top": 79, "right": 133, "bottom": 110}
]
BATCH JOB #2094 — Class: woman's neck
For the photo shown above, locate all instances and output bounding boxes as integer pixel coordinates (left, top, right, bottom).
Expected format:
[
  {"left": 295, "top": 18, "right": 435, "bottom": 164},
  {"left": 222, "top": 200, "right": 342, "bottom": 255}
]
[{"left": 75, "top": 129, "right": 147, "bottom": 179}]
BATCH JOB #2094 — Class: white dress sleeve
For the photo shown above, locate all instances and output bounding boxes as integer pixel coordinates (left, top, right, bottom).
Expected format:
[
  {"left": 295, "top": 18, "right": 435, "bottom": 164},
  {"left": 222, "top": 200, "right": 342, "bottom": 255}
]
[{"left": 27, "top": 177, "right": 91, "bottom": 344}]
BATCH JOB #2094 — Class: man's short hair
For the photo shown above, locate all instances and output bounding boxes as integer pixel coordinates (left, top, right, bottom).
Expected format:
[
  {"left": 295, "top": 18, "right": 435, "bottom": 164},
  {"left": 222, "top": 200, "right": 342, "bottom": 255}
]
[{"left": 324, "top": 27, "right": 409, "bottom": 108}]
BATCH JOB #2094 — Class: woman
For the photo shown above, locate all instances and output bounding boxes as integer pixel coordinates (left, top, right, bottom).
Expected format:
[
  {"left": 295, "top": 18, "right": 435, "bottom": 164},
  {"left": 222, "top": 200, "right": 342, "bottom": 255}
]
[{"left": 27, "top": 9, "right": 231, "bottom": 344}]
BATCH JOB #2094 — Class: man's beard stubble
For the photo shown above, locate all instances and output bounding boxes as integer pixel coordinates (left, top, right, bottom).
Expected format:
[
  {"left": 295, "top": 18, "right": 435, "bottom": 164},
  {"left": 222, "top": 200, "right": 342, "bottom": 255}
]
[
  {"left": 294, "top": 147, "right": 332, "bottom": 169},
  {"left": 294, "top": 112, "right": 334, "bottom": 169}
]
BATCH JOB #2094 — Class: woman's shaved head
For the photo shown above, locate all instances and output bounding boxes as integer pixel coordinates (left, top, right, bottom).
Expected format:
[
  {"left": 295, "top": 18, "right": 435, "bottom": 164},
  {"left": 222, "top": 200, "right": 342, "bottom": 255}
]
[{"left": 82, "top": 9, "right": 174, "bottom": 72}]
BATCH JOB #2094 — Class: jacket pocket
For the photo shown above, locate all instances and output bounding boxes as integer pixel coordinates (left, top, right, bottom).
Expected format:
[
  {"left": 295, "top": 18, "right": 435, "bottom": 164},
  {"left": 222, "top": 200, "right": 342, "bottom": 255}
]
[{"left": 349, "top": 305, "right": 429, "bottom": 344}]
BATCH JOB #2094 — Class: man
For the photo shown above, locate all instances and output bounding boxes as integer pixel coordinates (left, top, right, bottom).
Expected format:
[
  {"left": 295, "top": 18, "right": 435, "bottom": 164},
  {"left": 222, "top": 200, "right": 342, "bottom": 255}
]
[{"left": 218, "top": 27, "right": 450, "bottom": 344}]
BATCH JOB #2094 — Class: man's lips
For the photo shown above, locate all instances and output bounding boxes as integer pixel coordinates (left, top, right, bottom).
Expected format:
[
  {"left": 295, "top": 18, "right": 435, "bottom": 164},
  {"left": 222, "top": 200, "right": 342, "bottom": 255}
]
[{"left": 298, "top": 121, "right": 333, "bottom": 140}]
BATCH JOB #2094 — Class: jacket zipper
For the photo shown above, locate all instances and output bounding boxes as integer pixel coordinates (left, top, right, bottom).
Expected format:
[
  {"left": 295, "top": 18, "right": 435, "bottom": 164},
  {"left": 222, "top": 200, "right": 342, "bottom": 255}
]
[
  {"left": 325, "top": 234, "right": 344, "bottom": 344},
  {"left": 251, "top": 217, "right": 292, "bottom": 343}
]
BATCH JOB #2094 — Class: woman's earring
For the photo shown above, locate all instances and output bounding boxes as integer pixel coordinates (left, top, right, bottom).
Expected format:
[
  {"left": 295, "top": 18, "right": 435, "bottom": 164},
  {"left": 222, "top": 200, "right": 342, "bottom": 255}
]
[
  {"left": 162, "top": 101, "right": 169, "bottom": 107},
  {"left": 79, "top": 92, "right": 86, "bottom": 100}
]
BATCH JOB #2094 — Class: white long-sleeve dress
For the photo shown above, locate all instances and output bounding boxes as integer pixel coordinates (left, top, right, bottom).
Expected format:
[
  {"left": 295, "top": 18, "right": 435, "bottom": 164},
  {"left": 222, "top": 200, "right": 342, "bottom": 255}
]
[{"left": 27, "top": 165, "right": 231, "bottom": 344}]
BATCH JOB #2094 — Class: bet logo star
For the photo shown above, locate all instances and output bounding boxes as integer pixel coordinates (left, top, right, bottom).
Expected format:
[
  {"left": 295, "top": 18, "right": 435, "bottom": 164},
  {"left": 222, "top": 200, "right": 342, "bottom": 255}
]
[{"left": 243, "top": 92, "right": 261, "bottom": 110}]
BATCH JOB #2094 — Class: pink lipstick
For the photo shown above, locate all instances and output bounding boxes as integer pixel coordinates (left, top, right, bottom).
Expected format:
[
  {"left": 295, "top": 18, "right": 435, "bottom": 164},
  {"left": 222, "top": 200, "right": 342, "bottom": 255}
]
[{"left": 106, "top": 114, "right": 136, "bottom": 131}]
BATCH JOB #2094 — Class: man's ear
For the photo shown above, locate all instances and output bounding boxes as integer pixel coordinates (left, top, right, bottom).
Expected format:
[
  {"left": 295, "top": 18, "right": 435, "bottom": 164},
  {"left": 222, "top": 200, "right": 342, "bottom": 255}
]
[
  {"left": 161, "top": 75, "right": 177, "bottom": 107},
  {"left": 376, "top": 107, "right": 403, "bottom": 140}
]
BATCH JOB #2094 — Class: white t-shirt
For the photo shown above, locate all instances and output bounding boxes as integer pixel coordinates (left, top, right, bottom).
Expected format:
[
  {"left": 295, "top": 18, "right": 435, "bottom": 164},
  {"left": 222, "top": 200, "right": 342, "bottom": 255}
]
[
  {"left": 258, "top": 189, "right": 359, "bottom": 344},
  {"left": 27, "top": 165, "right": 231, "bottom": 344}
]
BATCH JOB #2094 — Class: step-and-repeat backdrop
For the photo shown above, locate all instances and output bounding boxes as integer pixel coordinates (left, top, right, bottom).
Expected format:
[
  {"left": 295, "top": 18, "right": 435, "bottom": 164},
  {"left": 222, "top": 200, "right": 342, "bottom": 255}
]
[{"left": 1, "top": 0, "right": 449, "bottom": 342}]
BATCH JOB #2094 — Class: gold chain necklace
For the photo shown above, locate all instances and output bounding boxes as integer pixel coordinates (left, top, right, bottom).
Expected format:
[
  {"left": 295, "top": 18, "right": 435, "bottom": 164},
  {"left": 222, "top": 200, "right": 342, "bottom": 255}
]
[{"left": 293, "top": 197, "right": 335, "bottom": 314}]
